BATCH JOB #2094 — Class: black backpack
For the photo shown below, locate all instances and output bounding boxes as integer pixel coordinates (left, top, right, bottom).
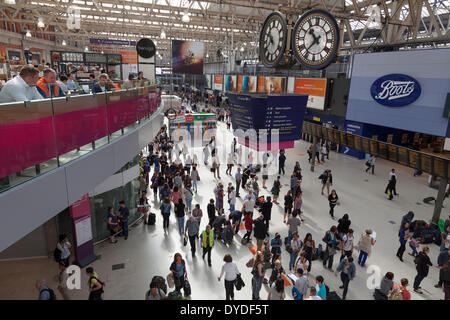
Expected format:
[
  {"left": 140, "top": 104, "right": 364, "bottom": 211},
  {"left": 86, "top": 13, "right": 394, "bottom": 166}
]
[
  {"left": 53, "top": 247, "right": 62, "bottom": 262},
  {"left": 89, "top": 276, "right": 105, "bottom": 294},
  {"left": 41, "top": 288, "right": 57, "bottom": 300}
]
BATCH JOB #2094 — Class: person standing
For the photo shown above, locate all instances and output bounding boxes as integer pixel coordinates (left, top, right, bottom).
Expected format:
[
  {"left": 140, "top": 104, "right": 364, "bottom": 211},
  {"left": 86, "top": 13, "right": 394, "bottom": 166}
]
[
  {"left": 251, "top": 215, "right": 265, "bottom": 248},
  {"left": 321, "top": 144, "right": 327, "bottom": 163},
  {"left": 334, "top": 257, "right": 356, "bottom": 300},
  {"left": 283, "top": 190, "right": 293, "bottom": 223},
  {"left": 278, "top": 151, "right": 286, "bottom": 175},
  {"left": 218, "top": 254, "right": 240, "bottom": 300},
  {"left": 226, "top": 153, "right": 234, "bottom": 175},
  {"left": 56, "top": 234, "right": 72, "bottom": 268},
  {"left": 192, "top": 204, "right": 203, "bottom": 223},
  {"left": 287, "top": 210, "right": 302, "bottom": 240},
  {"left": 251, "top": 252, "right": 265, "bottom": 300},
  {"left": 328, "top": 189, "right": 338, "bottom": 219},
  {"left": 270, "top": 233, "right": 283, "bottom": 266},
  {"left": 294, "top": 268, "right": 309, "bottom": 300},
  {"left": 315, "top": 144, "right": 321, "bottom": 163},
  {"left": 228, "top": 186, "right": 236, "bottom": 213},
  {"left": 190, "top": 165, "right": 199, "bottom": 193},
  {"left": 107, "top": 207, "right": 119, "bottom": 244},
  {"left": 86, "top": 267, "right": 104, "bottom": 300},
  {"left": 261, "top": 164, "right": 268, "bottom": 189},
  {"left": 185, "top": 216, "right": 200, "bottom": 257},
  {"left": 396, "top": 222, "right": 411, "bottom": 262},
  {"left": 216, "top": 183, "right": 225, "bottom": 215},
  {"left": 365, "top": 154, "right": 376, "bottom": 174},
  {"left": 207, "top": 199, "right": 216, "bottom": 227},
  {"left": 201, "top": 225, "right": 215, "bottom": 267},
  {"left": 160, "top": 198, "right": 172, "bottom": 235},
  {"left": 203, "top": 143, "right": 210, "bottom": 165},
  {"left": 435, "top": 248, "right": 450, "bottom": 289},
  {"left": 243, "top": 212, "right": 254, "bottom": 243},
  {"left": 184, "top": 186, "right": 194, "bottom": 213},
  {"left": 357, "top": 229, "right": 376, "bottom": 267},
  {"left": 118, "top": 201, "right": 130, "bottom": 240},
  {"left": 413, "top": 246, "right": 432, "bottom": 294},
  {"left": 339, "top": 229, "right": 354, "bottom": 261},
  {"left": 261, "top": 196, "right": 273, "bottom": 232},
  {"left": 268, "top": 278, "right": 285, "bottom": 300},
  {"left": 322, "top": 226, "right": 340, "bottom": 271},
  {"left": 289, "top": 232, "right": 302, "bottom": 271},
  {"left": 271, "top": 176, "right": 282, "bottom": 205},
  {"left": 235, "top": 168, "right": 242, "bottom": 198},
  {"left": 337, "top": 214, "right": 351, "bottom": 237}
]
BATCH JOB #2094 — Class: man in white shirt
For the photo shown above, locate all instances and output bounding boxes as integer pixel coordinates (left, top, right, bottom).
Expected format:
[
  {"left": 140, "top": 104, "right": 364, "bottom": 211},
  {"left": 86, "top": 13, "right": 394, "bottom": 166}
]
[
  {"left": 0, "top": 65, "right": 42, "bottom": 103},
  {"left": 340, "top": 229, "right": 354, "bottom": 261},
  {"left": 385, "top": 168, "right": 398, "bottom": 195}
]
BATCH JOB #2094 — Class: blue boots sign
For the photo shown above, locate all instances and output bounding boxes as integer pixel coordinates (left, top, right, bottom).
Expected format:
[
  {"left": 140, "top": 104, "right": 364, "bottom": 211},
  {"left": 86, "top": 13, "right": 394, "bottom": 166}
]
[{"left": 370, "top": 74, "right": 421, "bottom": 107}]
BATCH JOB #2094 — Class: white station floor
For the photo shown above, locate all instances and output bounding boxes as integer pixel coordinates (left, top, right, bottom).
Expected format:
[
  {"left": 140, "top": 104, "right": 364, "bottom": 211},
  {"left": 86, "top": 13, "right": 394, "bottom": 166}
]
[{"left": 0, "top": 120, "right": 448, "bottom": 300}]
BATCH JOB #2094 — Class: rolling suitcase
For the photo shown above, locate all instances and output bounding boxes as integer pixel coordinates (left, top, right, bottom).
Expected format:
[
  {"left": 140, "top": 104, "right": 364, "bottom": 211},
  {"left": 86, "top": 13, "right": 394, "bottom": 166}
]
[
  {"left": 147, "top": 213, "right": 156, "bottom": 225},
  {"left": 423, "top": 197, "right": 435, "bottom": 204}
]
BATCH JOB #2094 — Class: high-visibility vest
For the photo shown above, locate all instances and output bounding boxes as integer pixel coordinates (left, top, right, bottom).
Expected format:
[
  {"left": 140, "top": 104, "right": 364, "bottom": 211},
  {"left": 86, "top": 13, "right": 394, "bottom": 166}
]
[
  {"left": 36, "top": 77, "right": 60, "bottom": 98},
  {"left": 202, "top": 230, "right": 214, "bottom": 248}
]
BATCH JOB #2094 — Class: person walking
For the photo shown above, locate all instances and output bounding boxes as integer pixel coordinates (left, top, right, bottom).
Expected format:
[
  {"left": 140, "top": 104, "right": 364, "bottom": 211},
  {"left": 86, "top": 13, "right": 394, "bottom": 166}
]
[
  {"left": 226, "top": 153, "right": 234, "bottom": 175},
  {"left": 160, "top": 198, "right": 172, "bottom": 235},
  {"left": 190, "top": 165, "right": 199, "bottom": 193},
  {"left": 294, "top": 267, "right": 309, "bottom": 300},
  {"left": 328, "top": 189, "right": 338, "bottom": 219},
  {"left": 385, "top": 168, "right": 398, "bottom": 196},
  {"left": 201, "top": 225, "right": 215, "bottom": 267},
  {"left": 337, "top": 214, "right": 351, "bottom": 237},
  {"left": 271, "top": 176, "right": 281, "bottom": 205},
  {"left": 365, "top": 154, "right": 376, "bottom": 174},
  {"left": 203, "top": 143, "right": 210, "bottom": 165},
  {"left": 184, "top": 186, "right": 194, "bottom": 213},
  {"left": 268, "top": 278, "right": 285, "bottom": 300},
  {"left": 57, "top": 263, "right": 70, "bottom": 300},
  {"left": 251, "top": 252, "right": 265, "bottom": 300},
  {"left": 86, "top": 267, "right": 104, "bottom": 300},
  {"left": 56, "top": 234, "right": 72, "bottom": 268},
  {"left": 321, "top": 144, "right": 327, "bottom": 163},
  {"left": 339, "top": 229, "right": 354, "bottom": 261},
  {"left": 322, "top": 226, "right": 341, "bottom": 271},
  {"left": 216, "top": 183, "right": 225, "bottom": 215},
  {"left": 413, "top": 246, "right": 432, "bottom": 294},
  {"left": 283, "top": 190, "right": 293, "bottom": 223},
  {"left": 175, "top": 199, "right": 187, "bottom": 236},
  {"left": 320, "top": 169, "right": 333, "bottom": 196},
  {"left": 287, "top": 210, "right": 302, "bottom": 240},
  {"left": 270, "top": 233, "right": 283, "bottom": 266},
  {"left": 307, "top": 145, "right": 313, "bottom": 163},
  {"left": 243, "top": 212, "right": 254, "bottom": 243},
  {"left": 396, "top": 222, "right": 411, "bottom": 262},
  {"left": 235, "top": 167, "right": 242, "bottom": 198},
  {"left": 118, "top": 201, "right": 130, "bottom": 240},
  {"left": 218, "top": 254, "right": 240, "bottom": 300},
  {"left": 294, "top": 193, "right": 303, "bottom": 215},
  {"left": 315, "top": 144, "right": 321, "bottom": 163},
  {"left": 170, "top": 253, "right": 188, "bottom": 294},
  {"left": 262, "top": 164, "right": 268, "bottom": 189},
  {"left": 207, "top": 199, "right": 216, "bottom": 227},
  {"left": 212, "top": 155, "right": 221, "bottom": 179},
  {"left": 107, "top": 207, "right": 119, "bottom": 244},
  {"left": 334, "top": 257, "right": 356, "bottom": 300},
  {"left": 185, "top": 216, "right": 200, "bottom": 257},
  {"left": 228, "top": 186, "right": 236, "bottom": 213},
  {"left": 357, "top": 229, "right": 376, "bottom": 267}
]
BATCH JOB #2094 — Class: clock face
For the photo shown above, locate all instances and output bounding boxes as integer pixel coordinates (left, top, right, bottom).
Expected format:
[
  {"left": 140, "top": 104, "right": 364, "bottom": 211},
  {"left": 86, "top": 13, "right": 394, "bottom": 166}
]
[
  {"left": 259, "top": 12, "right": 287, "bottom": 68},
  {"left": 292, "top": 9, "right": 340, "bottom": 70}
]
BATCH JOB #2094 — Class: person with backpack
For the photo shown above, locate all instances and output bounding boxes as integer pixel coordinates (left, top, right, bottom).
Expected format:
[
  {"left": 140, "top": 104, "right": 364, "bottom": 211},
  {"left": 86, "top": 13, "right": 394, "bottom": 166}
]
[
  {"left": 218, "top": 254, "right": 240, "bottom": 300},
  {"left": 36, "top": 280, "right": 56, "bottom": 300},
  {"left": 413, "top": 246, "right": 433, "bottom": 294},
  {"left": 334, "top": 257, "right": 356, "bottom": 300},
  {"left": 56, "top": 234, "right": 72, "bottom": 268},
  {"left": 145, "top": 282, "right": 166, "bottom": 300},
  {"left": 86, "top": 267, "right": 104, "bottom": 300},
  {"left": 365, "top": 154, "right": 376, "bottom": 174},
  {"left": 322, "top": 226, "right": 341, "bottom": 271},
  {"left": 319, "top": 169, "right": 333, "bottom": 196},
  {"left": 200, "top": 225, "right": 215, "bottom": 267}
]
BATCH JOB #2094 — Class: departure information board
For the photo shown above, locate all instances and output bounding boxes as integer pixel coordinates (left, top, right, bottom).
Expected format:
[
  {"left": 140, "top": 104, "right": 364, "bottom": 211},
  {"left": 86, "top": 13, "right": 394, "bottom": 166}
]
[{"left": 301, "top": 121, "right": 449, "bottom": 178}]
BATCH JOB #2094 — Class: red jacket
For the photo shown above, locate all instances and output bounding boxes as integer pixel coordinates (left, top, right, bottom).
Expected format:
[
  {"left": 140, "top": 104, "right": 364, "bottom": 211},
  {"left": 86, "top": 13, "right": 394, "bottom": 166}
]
[{"left": 244, "top": 215, "right": 254, "bottom": 231}]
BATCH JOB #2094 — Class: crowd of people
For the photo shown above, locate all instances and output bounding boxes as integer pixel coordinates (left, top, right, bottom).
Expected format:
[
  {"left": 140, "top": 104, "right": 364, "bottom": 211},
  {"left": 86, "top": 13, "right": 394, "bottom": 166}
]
[{"left": 36, "top": 97, "right": 450, "bottom": 301}]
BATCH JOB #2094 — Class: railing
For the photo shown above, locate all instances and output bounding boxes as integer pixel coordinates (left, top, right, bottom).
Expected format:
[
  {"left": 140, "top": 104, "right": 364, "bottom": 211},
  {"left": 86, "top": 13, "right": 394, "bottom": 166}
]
[{"left": 0, "top": 86, "right": 161, "bottom": 193}]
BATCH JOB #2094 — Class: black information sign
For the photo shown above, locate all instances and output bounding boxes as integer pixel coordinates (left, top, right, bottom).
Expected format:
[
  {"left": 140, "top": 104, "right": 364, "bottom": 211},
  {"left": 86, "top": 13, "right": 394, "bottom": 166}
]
[
  {"left": 370, "top": 140, "right": 378, "bottom": 155},
  {"left": 378, "top": 142, "right": 387, "bottom": 159},
  {"left": 421, "top": 154, "right": 432, "bottom": 173},
  {"left": 107, "top": 54, "right": 122, "bottom": 64},
  {"left": 136, "top": 38, "right": 156, "bottom": 59},
  {"left": 433, "top": 158, "right": 446, "bottom": 178},
  {"left": 334, "top": 130, "right": 340, "bottom": 144},
  {"left": 340, "top": 132, "right": 346, "bottom": 146},
  {"left": 354, "top": 136, "right": 362, "bottom": 151},
  {"left": 398, "top": 148, "right": 408, "bottom": 166},
  {"left": 388, "top": 145, "right": 398, "bottom": 162},
  {"left": 85, "top": 53, "right": 107, "bottom": 63},
  {"left": 409, "top": 151, "right": 420, "bottom": 169}
]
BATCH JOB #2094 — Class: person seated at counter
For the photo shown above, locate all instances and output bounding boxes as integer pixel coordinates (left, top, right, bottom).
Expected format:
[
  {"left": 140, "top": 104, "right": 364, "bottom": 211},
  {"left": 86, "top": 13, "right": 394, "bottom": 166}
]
[
  {"left": 67, "top": 73, "right": 76, "bottom": 91},
  {"left": 92, "top": 74, "right": 112, "bottom": 93},
  {"left": 57, "top": 75, "right": 69, "bottom": 95},
  {"left": 123, "top": 74, "right": 135, "bottom": 89},
  {"left": 0, "top": 65, "right": 42, "bottom": 103},
  {"left": 36, "top": 68, "right": 65, "bottom": 99}
]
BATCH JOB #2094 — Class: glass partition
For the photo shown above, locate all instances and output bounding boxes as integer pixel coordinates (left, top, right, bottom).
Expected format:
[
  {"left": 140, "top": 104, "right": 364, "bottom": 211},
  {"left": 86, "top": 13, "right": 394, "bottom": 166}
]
[{"left": 0, "top": 86, "right": 161, "bottom": 193}]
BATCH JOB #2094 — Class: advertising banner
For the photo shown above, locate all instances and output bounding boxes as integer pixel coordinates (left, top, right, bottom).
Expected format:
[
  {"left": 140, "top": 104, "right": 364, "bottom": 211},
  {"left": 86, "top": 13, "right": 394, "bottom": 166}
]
[
  {"left": 265, "top": 77, "right": 286, "bottom": 94},
  {"left": 257, "top": 76, "right": 266, "bottom": 93},
  {"left": 172, "top": 40, "right": 204, "bottom": 74},
  {"left": 237, "top": 75, "right": 243, "bottom": 93},
  {"left": 205, "top": 74, "right": 212, "bottom": 89},
  {"left": 293, "top": 78, "right": 327, "bottom": 110},
  {"left": 213, "top": 75, "right": 223, "bottom": 91},
  {"left": 225, "top": 75, "right": 237, "bottom": 91},
  {"left": 69, "top": 194, "right": 91, "bottom": 219},
  {"left": 119, "top": 51, "right": 138, "bottom": 64},
  {"left": 346, "top": 49, "right": 450, "bottom": 136},
  {"left": 239, "top": 76, "right": 257, "bottom": 93}
]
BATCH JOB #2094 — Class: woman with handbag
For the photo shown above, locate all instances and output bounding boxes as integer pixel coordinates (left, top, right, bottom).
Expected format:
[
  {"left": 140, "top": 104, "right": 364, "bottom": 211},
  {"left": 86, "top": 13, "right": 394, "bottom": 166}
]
[
  {"left": 302, "top": 233, "right": 316, "bottom": 272},
  {"left": 107, "top": 206, "right": 119, "bottom": 244},
  {"left": 251, "top": 252, "right": 265, "bottom": 300},
  {"left": 170, "top": 253, "right": 188, "bottom": 294},
  {"left": 218, "top": 254, "right": 240, "bottom": 300}
]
